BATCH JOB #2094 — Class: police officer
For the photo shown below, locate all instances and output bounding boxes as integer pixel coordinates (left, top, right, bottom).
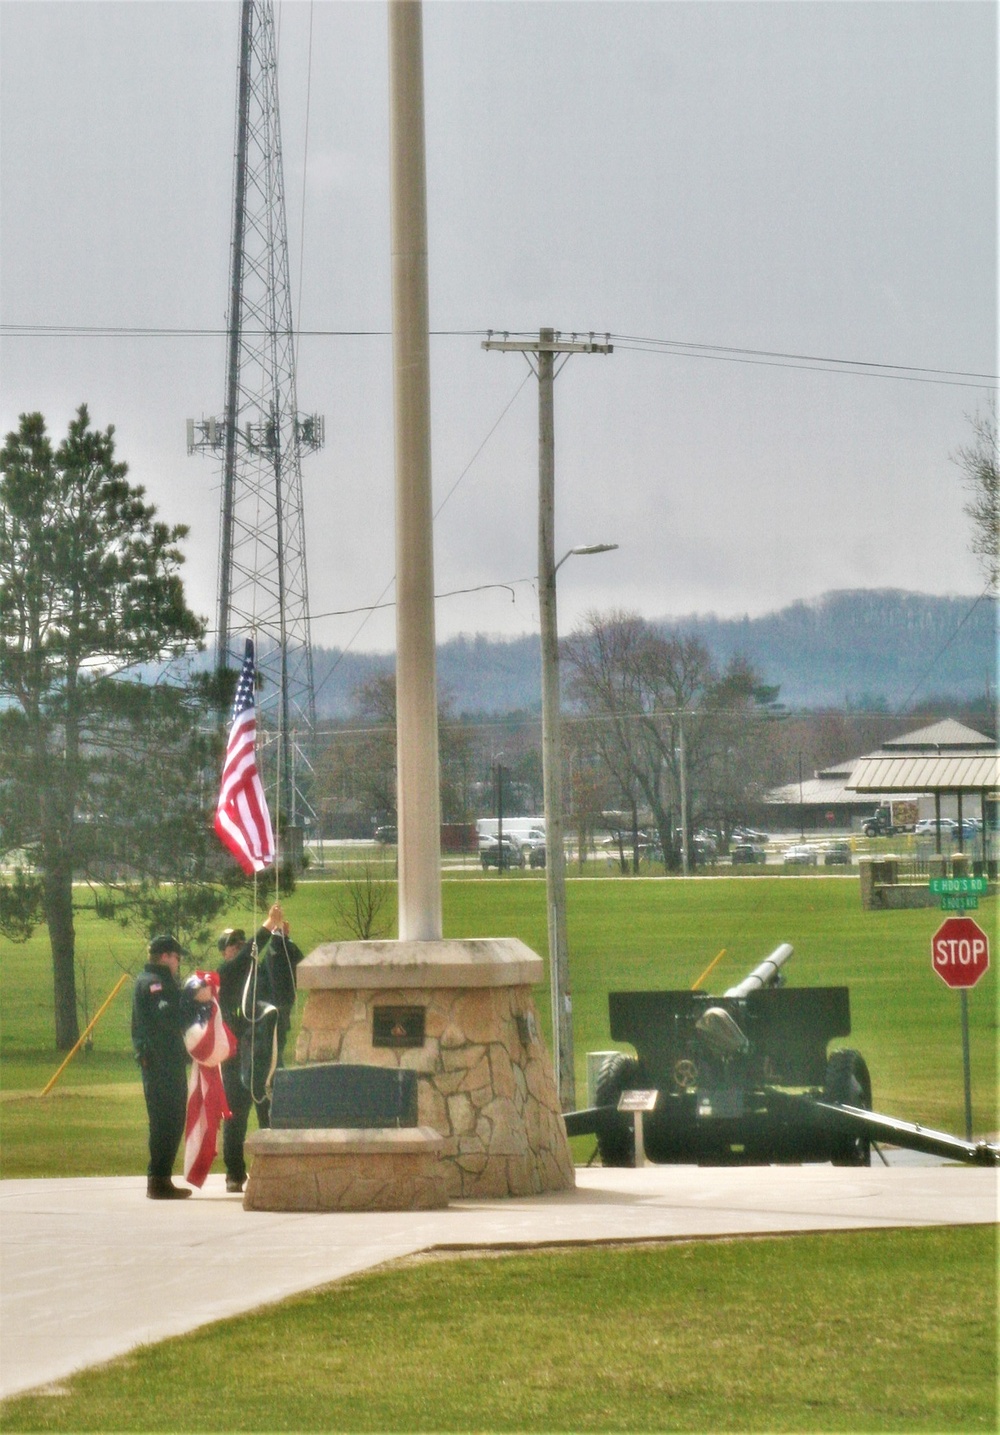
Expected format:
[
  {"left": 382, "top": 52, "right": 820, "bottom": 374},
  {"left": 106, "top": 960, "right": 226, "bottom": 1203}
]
[{"left": 132, "top": 934, "right": 212, "bottom": 1199}]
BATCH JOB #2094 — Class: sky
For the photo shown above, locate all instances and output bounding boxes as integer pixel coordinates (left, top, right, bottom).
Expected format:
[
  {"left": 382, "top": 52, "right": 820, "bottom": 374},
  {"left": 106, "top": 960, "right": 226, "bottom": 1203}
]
[{"left": 1, "top": 0, "right": 996, "bottom": 656}]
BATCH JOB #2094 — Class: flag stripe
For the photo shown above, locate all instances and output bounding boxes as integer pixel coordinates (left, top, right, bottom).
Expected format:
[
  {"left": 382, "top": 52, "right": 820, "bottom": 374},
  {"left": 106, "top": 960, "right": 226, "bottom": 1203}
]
[
  {"left": 214, "top": 640, "right": 275, "bottom": 875},
  {"left": 183, "top": 1003, "right": 235, "bottom": 1187}
]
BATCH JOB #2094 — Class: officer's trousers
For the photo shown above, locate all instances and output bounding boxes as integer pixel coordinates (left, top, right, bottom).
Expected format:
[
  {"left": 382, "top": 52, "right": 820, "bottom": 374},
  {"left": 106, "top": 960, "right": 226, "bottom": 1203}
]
[
  {"left": 221, "top": 1054, "right": 270, "bottom": 1184},
  {"left": 141, "top": 1062, "right": 187, "bottom": 1180}
]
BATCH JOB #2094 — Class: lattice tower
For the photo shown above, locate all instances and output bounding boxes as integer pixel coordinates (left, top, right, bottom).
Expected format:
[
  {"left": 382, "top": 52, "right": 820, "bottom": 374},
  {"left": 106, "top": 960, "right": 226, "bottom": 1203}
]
[{"left": 188, "top": 0, "right": 322, "bottom": 829}]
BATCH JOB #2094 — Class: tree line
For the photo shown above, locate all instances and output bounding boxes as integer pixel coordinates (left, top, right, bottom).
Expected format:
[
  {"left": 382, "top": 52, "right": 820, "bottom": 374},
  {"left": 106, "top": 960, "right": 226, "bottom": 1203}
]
[{"left": 3, "top": 405, "right": 995, "bottom": 1048}]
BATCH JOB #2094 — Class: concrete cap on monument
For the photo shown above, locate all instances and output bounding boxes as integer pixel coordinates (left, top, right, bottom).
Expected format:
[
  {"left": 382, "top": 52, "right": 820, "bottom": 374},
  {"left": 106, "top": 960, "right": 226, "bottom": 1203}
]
[
  {"left": 298, "top": 937, "right": 544, "bottom": 989},
  {"left": 931, "top": 916, "right": 990, "bottom": 989}
]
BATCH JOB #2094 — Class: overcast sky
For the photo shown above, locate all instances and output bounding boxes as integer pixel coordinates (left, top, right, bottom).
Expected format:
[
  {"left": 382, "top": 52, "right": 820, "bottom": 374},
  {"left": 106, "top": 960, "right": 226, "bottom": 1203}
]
[{"left": 1, "top": 0, "right": 996, "bottom": 655}]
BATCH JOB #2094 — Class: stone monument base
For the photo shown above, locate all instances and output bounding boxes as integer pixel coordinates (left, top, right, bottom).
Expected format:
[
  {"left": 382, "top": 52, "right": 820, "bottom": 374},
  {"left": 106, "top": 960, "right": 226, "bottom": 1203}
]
[
  {"left": 294, "top": 937, "right": 576, "bottom": 1200},
  {"left": 243, "top": 1127, "right": 448, "bottom": 1212}
]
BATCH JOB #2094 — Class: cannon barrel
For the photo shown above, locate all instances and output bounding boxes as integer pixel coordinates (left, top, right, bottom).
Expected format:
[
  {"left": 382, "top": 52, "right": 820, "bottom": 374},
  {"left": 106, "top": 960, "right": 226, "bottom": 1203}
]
[{"left": 723, "top": 943, "right": 793, "bottom": 999}]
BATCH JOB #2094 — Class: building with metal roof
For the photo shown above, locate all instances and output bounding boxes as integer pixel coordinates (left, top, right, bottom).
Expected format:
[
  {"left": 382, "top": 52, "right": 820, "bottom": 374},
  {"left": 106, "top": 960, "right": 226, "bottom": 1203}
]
[
  {"left": 763, "top": 720, "right": 999, "bottom": 841},
  {"left": 847, "top": 719, "right": 998, "bottom": 851},
  {"left": 763, "top": 758, "right": 876, "bottom": 832}
]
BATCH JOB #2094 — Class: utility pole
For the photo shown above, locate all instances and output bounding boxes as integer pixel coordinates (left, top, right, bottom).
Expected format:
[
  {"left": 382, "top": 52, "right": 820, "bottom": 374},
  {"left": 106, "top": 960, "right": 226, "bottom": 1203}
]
[
  {"left": 482, "top": 328, "right": 613, "bottom": 1110},
  {"left": 679, "top": 712, "right": 690, "bottom": 877},
  {"left": 188, "top": 0, "right": 322, "bottom": 839}
]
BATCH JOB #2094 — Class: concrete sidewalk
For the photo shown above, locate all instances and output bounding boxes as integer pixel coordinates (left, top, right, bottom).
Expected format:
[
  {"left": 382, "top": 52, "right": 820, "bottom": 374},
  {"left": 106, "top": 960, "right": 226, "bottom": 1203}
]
[{"left": 2, "top": 1165, "right": 997, "bottom": 1400}]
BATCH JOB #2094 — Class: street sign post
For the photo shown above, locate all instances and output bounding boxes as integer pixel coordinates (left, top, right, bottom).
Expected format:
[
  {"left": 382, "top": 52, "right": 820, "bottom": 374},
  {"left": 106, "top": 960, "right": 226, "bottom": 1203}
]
[
  {"left": 929, "top": 876, "right": 988, "bottom": 895},
  {"left": 940, "top": 893, "right": 979, "bottom": 911},
  {"left": 931, "top": 916, "right": 991, "bottom": 1140},
  {"left": 929, "top": 877, "right": 987, "bottom": 912}
]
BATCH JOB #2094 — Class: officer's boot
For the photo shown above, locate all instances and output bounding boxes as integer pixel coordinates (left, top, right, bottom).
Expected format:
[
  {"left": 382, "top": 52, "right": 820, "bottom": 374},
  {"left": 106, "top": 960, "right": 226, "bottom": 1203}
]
[{"left": 147, "top": 1177, "right": 192, "bottom": 1200}]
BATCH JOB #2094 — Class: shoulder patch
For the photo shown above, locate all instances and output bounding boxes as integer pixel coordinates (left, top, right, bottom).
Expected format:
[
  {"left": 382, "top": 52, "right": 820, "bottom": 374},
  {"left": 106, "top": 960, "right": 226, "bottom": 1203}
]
[{"left": 149, "top": 983, "right": 162, "bottom": 993}]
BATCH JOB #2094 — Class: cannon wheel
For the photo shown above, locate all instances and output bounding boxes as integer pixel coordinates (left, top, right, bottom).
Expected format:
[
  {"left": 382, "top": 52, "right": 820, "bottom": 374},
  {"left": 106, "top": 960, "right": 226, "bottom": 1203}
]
[
  {"left": 824, "top": 1048, "right": 873, "bottom": 1166},
  {"left": 594, "top": 1052, "right": 642, "bottom": 1167}
]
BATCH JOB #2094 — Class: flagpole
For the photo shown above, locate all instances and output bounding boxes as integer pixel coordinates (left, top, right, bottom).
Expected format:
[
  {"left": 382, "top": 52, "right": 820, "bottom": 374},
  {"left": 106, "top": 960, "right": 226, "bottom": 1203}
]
[{"left": 389, "top": 0, "right": 442, "bottom": 941}]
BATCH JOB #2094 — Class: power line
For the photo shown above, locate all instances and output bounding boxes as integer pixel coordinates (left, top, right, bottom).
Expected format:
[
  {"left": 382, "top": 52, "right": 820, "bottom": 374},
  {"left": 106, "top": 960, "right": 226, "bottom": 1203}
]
[
  {"left": 0, "top": 324, "right": 484, "bottom": 338},
  {"left": 893, "top": 585, "right": 996, "bottom": 714},
  {"left": 606, "top": 331, "right": 996, "bottom": 383},
  {"left": 4, "top": 320, "right": 995, "bottom": 388}
]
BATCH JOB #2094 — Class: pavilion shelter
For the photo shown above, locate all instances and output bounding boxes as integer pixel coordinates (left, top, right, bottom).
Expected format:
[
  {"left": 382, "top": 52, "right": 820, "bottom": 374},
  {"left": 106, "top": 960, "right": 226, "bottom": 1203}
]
[{"left": 847, "top": 719, "right": 999, "bottom": 864}]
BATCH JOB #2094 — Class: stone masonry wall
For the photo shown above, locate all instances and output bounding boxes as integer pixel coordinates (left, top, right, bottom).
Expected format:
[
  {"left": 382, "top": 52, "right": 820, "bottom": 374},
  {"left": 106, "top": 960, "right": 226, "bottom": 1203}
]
[{"left": 296, "top": 982, "right": 575, "bottom": 1199}]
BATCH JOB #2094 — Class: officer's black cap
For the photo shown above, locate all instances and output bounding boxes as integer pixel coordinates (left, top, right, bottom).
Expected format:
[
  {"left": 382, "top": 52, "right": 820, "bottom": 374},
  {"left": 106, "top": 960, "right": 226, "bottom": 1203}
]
[
  {"left": 217, "top": 927, "right": 246, "bottom": 952},
  {"left": 148, "top": 934, "right": 189, "bottom": 959}
]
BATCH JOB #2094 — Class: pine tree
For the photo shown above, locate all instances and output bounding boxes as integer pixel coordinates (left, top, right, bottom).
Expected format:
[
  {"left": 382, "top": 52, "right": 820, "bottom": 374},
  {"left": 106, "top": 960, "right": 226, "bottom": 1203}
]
[{"left": 0, "top": 407, "right": 205, "bottom": 1047}]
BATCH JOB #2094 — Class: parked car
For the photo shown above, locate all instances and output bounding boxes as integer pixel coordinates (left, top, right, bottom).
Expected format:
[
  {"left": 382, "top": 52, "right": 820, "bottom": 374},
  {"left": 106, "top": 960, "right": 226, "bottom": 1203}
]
[
  {"left": 822, "top": 841, "right": 852, "bottom": 866},
  {"left": 480, "top": 838, "right": 523, "bottom": 870},
  {"left": 914, "top": 818, "right": 959, "bottom": 837},
  {"left": 374, "top": 824, "right": 397, "bottom": 844},
  {"left": 782, "top": 844, "right": 818, "bottom": 866},
  {"left": 731, "top": 842, "right": 768, "bottom": 865},
  {"left": 732, "top": 826, "right": 769, "bottom": 844},
  {"left": 528, "top": 843, "right": 546, "bottom": 869}
]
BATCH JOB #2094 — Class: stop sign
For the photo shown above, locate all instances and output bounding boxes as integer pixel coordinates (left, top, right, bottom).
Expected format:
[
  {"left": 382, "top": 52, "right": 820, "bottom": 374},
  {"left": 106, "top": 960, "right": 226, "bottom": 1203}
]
[{"left": 931, "top": 917, "right": 990, "bottom": 989}]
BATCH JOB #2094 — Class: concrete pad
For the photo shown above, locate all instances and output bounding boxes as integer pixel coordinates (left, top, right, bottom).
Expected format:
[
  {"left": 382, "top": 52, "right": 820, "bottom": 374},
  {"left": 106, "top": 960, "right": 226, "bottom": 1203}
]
[{"left": 2, "top": 1164, "right": 996, "bottom": 1400}]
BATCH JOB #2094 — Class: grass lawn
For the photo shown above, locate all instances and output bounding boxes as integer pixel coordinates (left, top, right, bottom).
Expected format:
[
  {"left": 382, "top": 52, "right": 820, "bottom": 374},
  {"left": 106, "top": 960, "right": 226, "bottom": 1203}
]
[
  {"left": 1, "top": 877, "right": 996, "bottom": 1175},
  {"left": 1, "top": 1226, "right": 995, "bottom": 1433},
  {"left": 2, "top": 879, "right": 996, "bottom": 1433}
]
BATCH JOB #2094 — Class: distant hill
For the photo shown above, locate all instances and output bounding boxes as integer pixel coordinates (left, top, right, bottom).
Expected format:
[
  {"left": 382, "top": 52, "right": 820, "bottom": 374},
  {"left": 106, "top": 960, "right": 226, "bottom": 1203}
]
[
  {"left": 312, "top": 589, "right": 996, "bottom": 717},
  {"left": 313, "top": 633, "right": 541, "bottom": 718},
  {"left": 666, "top": 589, "right": 997, "bottom": 710}
]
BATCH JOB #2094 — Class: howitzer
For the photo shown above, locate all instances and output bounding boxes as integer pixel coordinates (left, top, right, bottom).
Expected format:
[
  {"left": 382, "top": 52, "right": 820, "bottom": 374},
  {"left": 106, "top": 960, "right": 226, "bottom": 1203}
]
[{"left": 564, "top": 945, "right": 999, "bottom": 1168}]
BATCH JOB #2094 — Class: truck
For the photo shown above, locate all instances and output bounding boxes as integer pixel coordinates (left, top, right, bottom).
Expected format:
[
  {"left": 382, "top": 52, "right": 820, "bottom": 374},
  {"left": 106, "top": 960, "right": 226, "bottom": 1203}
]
[{"left": 862, "top": 801, "right": 918, "bottom": 838}]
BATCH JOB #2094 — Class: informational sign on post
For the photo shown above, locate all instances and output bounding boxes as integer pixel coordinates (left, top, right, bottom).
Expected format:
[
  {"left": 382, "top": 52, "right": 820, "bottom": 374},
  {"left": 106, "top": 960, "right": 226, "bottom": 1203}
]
[
  {"left": 618, "top": 1089, "right": 658, "bottom": 1168},
  {"left": 931, "top": 916, "right": 991, "bottom": 1141}
]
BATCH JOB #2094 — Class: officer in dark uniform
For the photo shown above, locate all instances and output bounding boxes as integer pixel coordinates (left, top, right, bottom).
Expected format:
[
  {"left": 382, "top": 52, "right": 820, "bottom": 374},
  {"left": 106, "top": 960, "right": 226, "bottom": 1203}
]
[
  {"left": 132, "top": 934, "right": 212, "bottom": 1199},
  {"left": 260, "top": 916, "right": 306, "bottom": 1067},
  {"left": 216, "top": 903, "right": 305, "bottom": 1193}
]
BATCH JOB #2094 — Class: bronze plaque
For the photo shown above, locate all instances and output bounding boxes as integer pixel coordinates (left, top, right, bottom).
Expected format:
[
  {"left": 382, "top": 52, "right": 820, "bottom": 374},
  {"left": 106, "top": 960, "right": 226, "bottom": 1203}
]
[{"left": 373, "top": 1005, "right": 426, "bottom": 1049}]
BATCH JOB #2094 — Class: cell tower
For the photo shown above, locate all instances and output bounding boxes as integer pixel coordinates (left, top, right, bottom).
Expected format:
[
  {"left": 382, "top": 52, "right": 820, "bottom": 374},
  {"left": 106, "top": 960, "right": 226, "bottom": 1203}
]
[{"left": 188, "top": 0, "right": 322, "bottom": 831}]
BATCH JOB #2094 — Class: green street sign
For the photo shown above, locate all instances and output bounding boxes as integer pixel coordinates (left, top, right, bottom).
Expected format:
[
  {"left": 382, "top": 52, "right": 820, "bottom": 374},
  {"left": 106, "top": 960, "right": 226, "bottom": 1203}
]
[
  {"left": 940, "top": 893, "right": 980, "bottom": 911},
  {"left": 929, "top": 876, "right": 988, "bottom": 895}
]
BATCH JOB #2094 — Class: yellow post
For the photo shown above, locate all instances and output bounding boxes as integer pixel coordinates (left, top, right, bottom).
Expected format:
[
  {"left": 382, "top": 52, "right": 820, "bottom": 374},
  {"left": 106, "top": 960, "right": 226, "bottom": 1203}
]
[
  {"left": 691, "top": 949, "right": 726, "bottom": 992},
  {"left": 40, "top": 973, "right": 130, "bottom": 1097}
]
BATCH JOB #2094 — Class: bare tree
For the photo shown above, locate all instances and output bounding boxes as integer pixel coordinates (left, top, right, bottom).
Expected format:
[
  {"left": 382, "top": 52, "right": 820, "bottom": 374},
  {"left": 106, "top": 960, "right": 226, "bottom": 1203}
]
[
  {"left": 334, "top": 861, "right": 394, "bottom": 940},
  {"left": 564, "top": 611, "right": 780, "bottom": 864},
  {"left": 313, "top": 672, "right": 477, "bottom": 835},
  {"left": 954, "top": 410, "right": 999, "bottom": 591}
]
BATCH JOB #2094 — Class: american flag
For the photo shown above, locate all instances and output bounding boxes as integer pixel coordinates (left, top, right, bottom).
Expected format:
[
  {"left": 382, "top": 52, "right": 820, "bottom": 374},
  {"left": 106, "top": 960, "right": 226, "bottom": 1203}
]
[
  {"left": 182, "top": 974, "right": 236, "bottom": 1188},
  {"left": 214, "top": 640, "right": 275, "bottom": 874}
]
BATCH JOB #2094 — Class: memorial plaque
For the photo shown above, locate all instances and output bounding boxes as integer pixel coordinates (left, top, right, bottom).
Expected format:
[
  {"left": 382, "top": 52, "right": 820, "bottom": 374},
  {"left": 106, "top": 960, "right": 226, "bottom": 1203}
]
[
  {"left": 373, "top": 1005, "right": 426, "bottom": 1049},
  {"left": 271, "top": 1063, "right": 419, "bottom": 1128}
]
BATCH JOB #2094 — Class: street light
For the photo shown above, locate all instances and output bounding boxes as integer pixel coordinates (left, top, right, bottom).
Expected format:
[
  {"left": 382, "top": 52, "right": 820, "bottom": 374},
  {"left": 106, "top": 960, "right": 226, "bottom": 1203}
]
[
  {"left": 540, "top": 539, "right": 618, "bottom": 1111},
  {"left": 555, "top": 543, "right": 619, "bottom": 573}
]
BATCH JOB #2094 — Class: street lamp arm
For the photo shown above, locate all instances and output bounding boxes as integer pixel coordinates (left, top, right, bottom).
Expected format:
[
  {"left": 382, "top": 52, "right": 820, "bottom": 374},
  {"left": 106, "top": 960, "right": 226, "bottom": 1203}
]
[{"left": 553, "top": 542, "right": 619, "bottom": 576}]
